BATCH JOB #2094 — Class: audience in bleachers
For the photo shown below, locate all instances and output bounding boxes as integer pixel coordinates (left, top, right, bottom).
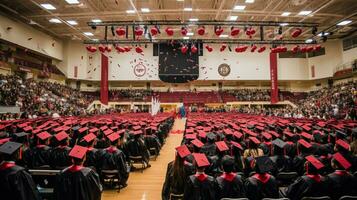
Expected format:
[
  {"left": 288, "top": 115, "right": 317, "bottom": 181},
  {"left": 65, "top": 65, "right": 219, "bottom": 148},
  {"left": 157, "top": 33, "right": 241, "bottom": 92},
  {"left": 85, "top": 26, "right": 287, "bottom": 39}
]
[{"left": 224, "top": 89, "right": 271, "bottom": 101}]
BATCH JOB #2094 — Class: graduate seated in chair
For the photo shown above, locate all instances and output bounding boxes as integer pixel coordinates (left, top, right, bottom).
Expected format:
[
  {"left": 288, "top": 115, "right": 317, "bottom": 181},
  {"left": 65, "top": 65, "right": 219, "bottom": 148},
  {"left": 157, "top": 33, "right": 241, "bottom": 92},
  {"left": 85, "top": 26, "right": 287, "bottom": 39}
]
[
  {"left": 269, "top": 138, "right": 292, "bottom": 176},
  {"left": 126, "top": 130, "right": 151, "bottom": 168},
  {"left": 26, "top": 131, "right": 52, "bottom": 169},
  {"left": 183, "top": 153, "right": 216, "bottom": 200},
  {"left": 326, "top": 153, "right": 357, "bottom": 199},
  {"left": 283, "top": 155, "right": 329, "bottom": 200},
  {"left": 215, "top": 155, "right": 246, "bottom": 200},
  {"left": 54, "top": 145, "right": 102, "bottom": 200},
  {"left": 0, "top": 141, "right": 41, "bottom": 200},
  {"left": 49, "top": 131, "right": 72, "bottom": 169},
  {"left": 245, "top": 156, "right": 279, "bottom": 200},
  {"left": 99, "top": 132, "right": 129, "bottom": 188}
]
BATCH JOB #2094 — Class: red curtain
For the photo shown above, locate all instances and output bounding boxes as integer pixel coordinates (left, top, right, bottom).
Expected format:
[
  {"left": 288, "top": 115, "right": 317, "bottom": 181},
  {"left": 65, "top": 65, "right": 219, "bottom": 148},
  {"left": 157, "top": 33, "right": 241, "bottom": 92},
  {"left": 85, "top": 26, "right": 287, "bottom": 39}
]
[
  {"left": 100, "top": 54, "right": 109, "bottom": 105},
  {"left": 270, "top": 52, "right": 278, "bottom": 104}
]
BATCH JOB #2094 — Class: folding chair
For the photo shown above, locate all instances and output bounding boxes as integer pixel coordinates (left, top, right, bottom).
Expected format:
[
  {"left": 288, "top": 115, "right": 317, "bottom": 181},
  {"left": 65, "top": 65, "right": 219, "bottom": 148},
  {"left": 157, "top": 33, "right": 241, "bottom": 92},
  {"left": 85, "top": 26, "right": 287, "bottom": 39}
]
[
  {"left": 276, "top": 172, "right": 299, "bottom": 186},
  {"left": 129, "top": 156, "right": 147, "bottom": 173},
  {"left": 302, "top": 196, "right": 331, "bottom": 200},
  {"left": 339, "top": 196, "right": 357, "bottom": 200},
  {"left": 101, "top": 169, "right": 121, "bottom": 191}
]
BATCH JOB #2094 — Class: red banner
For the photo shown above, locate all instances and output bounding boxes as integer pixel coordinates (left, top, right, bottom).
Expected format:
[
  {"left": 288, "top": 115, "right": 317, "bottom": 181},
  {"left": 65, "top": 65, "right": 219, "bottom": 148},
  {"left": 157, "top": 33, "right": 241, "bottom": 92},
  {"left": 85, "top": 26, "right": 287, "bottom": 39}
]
[
  {"left": 100, "top": 54, "right": 109, "bottom": 105},
  {"left": 270, "top": 53, "right": 278, "bottom": 104},
  {"left": 74, "top": 66, "right": 78, "bottom": 78}
]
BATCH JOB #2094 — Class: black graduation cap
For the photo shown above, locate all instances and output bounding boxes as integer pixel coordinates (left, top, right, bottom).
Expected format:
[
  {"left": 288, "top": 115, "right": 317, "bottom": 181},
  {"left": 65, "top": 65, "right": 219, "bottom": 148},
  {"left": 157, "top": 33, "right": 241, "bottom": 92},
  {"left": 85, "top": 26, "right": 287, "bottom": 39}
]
[
  {"left": 13, "top": 132, "right": 29, "bottom": 139},
  {"left": 207, "top": 133, "right": 216, "bottom": 141},
  {"left": 272, "top": 138, "right": 286, "bottom": 149},
  {"left": 335, "top": 130, "right": 347, "bottom": 139},
  {"left": 0, "top": 141, "right": 22, "bottom": 155},
  {"left": 255, "top": 156, "right": 274, "bottom": 173},
  {"left": 72, "top": 126, "right": 81, "bottom": 131}
]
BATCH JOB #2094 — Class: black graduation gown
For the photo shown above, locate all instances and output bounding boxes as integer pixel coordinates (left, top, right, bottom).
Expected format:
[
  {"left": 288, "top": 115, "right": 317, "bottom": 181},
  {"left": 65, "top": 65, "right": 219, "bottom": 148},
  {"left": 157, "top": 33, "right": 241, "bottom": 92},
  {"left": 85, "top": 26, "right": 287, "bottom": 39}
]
[
  {"left": 200, "top": 143, "right": 217, "bottom": 157},
  {"left": 84, "top": 147, "right": 100, "bottom": 170},
  {"left": 183, "top": 173, "right": 216, "bottom": 200},
  {"left": 126, "top": 138, "right": 150, "bottom": 163},
  {"left": 144, "top": 135, "right": 161, "bottom": 153},
  {"left": 162, "top": 161, "right": 191, "bottom": 200},
  {"left": 245, "top": 173, "right": 279, "bottom": 200},
  {"left": 49, "top": 146, "right": 72, "bottom": 169},
  {"left": 54, "top": 165, "right": 102, "bottom": 200},
  {"left": 270, "top": 155, "right": 292, "bottom": 175},
  {"left": 215, "top": 173, "right": 246, "bottom": 199},
  {"left": 99, "top": 147, "right": 129, "bottom": 186},
  {"left": 292, "top": 155, "right": 307, "bottom": 176},
  {"left": 28, "top": 145, "right": 52, "bottom": 168},
  {"left": 284, "top": 175, "right": 329, "bottom": 200},
  {"left": 326, "top": 170, "right": 357, "bottom": 199},
  {"left": 0, "top": 162, "right": 41, "bottom": 200}
]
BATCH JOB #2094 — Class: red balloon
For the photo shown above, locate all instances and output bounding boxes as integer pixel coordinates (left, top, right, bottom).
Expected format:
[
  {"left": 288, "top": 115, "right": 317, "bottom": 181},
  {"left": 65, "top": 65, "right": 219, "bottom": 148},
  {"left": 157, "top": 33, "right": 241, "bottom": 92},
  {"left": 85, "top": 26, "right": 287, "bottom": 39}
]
[
  {"left": 191, "top": 45, "right": 198, "bottom": 53},
  {"left": 181, "top": 45, "right": 188, "bottom": 54},
  {"left": 90, "top": 46, "right": 97, "bottom": 52},
  {"left": 181, "top": 27, "right": 188, "bottom": 36},
  {"left": 251, "top": 45, "right": 257, "bottom": 52},
  {"left": 115, "top": 27, "right": 126, "bottom": 36},
  {"left": 197, "top": 27, "right": 205, "bottom": 36},
  {"left": 165, "top": 27, "right": 174, "bottom": 36},
  {"left": 220, "top": 44, "right": 227, "bottom": 52},
  {"left": 135, "top": 46, "right": 143, "bottom": 54},
  {"left": 115, "top": 46, "right": 125, "bottom": 53},
  {"left": 292, "top": 45, "right": 300, "bottom": 53},
  {"left": 150, "top": 27, "right": 159, "bottom": 36},
  {"left": 314, "top": 45, "right": 322, "bottom": 51},
  {"left": 215, "top": 27, "right": 224, "bottom": 36},
  {"left": 257, "top": 46, "right": 266, "bottom": 53},
  {"left": 231, "top": 27, "right": 240, "bottom": 36},
  {"left": 124, "top": 46, "right": 131, "bottom": 52},
  {"left": 98, "top": 45, "right": 106, "bottom": 53},
  {"left": 306, "top": 46, "right": 314, "bottom": 52},
  {"left": 135, "top": 27, "right": 143, "bottom": 36},
  {"left": 205, "top": 45, "right": 213, "bottom": 52},
  {"left": 86, "top": 46, "right": 92, "bottom": 51}
]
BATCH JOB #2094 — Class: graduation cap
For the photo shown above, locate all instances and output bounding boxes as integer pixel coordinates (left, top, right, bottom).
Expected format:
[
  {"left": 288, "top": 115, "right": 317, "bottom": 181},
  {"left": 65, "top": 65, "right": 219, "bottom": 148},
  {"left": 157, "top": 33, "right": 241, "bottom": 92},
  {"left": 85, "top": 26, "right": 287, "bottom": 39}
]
[
  {"left": 133, "top": 126, "right": 141, "bottom": 130},
  {"left": 335, "top": 130, "right": 347, "bottom": 139},
  {"left": 55, "top": 131, "right": 68, "bottom": 142},
  {"left": 83, "top": 133, "right": 96, "bottom": 143},
  {"left": 0, "top": 138, "right": 11, "bottom": 145},
  {"left": 107, "top": 132, "right": 120, "bottom": 142},
  {"left": 79, "top": 127, "right": 88, "bottom": 133},
  {"left": 249, "top": 137, "right": 260, "bottom": 145},
  {"left": 305, "top": 155, "right": 324, "bottom": 170},
  {"left": 298, "top": 139, "right": 312, "bottom": 148},
  {"left": 231, "top": 141, "right": 243, "bottom": 150},
  {"left": 284, "top": 130, "right": 294, "bottom": 137},
  {"left": 272, "top": 138, "right": 287, "bottom": 149},
  {"left": 224, "top": 129, "right": 233, "bottom": 135},
  {"left": 72, "top": 126, "right": 81, "bottom": 131},
  {"left": 233, "top": 131, "right": 243, "bottom": 139},
  {"left": 335, "top": 139, "right": 350, "bottom": 150},
  {"left": 333, "top": 152, "right": 351, "bottom": 170},
  {"left": 13, "top": 132, "right": 29, "bottom": 139},
  {"left": 37, "top": 131, "right": 52, "bottom": 141},
  {"left": 69, "top": 145, "right": 87, "bottom": 159},
  {"left": 186, "top": 129, "right": 194, "bottom": 134},
  {"left": 215, "top": 141, "right": 229, "bottom": 152},
  {"left": 198, "top": 131, "right": 207, "bottom": 138},
  {"left": 100, "top": 126, "right": 108, "bottom": 131},
  {"left": 255, "top": 156, "right": 274, "bottom": 173},
  {"left": 191, "top": 139, "right": 204, "bottom": 148},
  {"left": 192, "top": 153, "right": 210, "bottom": 168},
  {"left": 269, "top": 131, "right": 280, "bottom": 138},
  {"left": 0, "top": 141, "right": 22, "bottom": 155},
  {"left": 185, "top": 134, "right": 196, "bottom": 140},
  {"left": 103, "top": 129, "right": 113, "bottom": 136},
  {"left": 175, "top": 145, "right": 191, "bottom": 158},
  {"left": 23, "top": 126, "right": 33, "bottom": 132},
  {"left": 262, "top": 132, "right": 272, "bottom": 140},
  {"left": 132, "top": 130, "right": 143, "bottom": 135},
  {"left": 207, "top": 133, "right": 216, "bottom": 141},
  {"left": 90, "top": 127, "right": 99, "bottom": 133},
  {"left": 301, "top": 132, "right": 313, "bottom": 140},
  {"left": 302, "top": 125, "right": 311, "bottom": 132}
]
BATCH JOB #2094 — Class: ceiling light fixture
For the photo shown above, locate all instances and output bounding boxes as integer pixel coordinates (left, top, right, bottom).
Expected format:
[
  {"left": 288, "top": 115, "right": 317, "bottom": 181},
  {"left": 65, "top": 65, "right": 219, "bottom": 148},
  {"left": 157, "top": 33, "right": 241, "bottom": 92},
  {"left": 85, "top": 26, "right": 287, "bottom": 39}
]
[
  {"left": 281, "top": 12, "right": 291, "bottom": 16},
  {"left": 66, "top": 20, "right": 78, "bottom": 25},
  {"left": 126, "top": 10, "right": 135, "bottom": 14},
  {"left": 337, "top": 20, "right": 352, "bottom": 26},
  {"left": 186, "top": 32, "right": 194, "bottom": 36},
  {"left": 305, "top": 39, "right": 313, "bottom": 43},
  {"left": 91, "top": 19, "right": 102, "bottom": 23},
  {"left": 183, "top": 37, "right": 190, "bottom": 40},
  {"left": 317, "top": 32, "right": 329, "bottom": 37},
  {"left": 40, "top": 3, "right": 56, "bottom": 10},
  {"left": 84, "top": 32, "right": 94, "bottom": 36},
  {"left": 298, "top": 11, "right": 312, "bottom": 16},
  {"left": 184, "top": 7, "right": 193, "bottom": 11},
  {"left": 280, "top": 23, "right": 289, "bottom": 26},
  {"left": 189, "top": 18, "right": 199, "bottom": 22},
  {"left": 245, "top": 0, "right": 255, "bottom": 3},
  {"left": 141, "top": 8, "right": 150, "bottom": 12},
  {"left": 234, "top": 5, "right": 246, "bottom": 10},
  {"left": 49, "top": 18, "right": 62, "bottom": 23},
  {"left": 219, "top": 34, "right": 228, "bottom": 38},
  {"left": 65, "top": 0, "right": 80, "bottom": 4},
  {"left": 229, "top": 16, "right": 238, "bottom": 21}
]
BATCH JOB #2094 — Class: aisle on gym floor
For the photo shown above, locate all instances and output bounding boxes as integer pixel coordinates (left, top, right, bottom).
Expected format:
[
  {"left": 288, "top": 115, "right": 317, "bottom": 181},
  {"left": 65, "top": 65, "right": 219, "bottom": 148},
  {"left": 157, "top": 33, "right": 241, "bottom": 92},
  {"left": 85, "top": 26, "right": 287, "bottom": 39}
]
[{"left": 102, "top": 118, "right": 186, "bottom": 200}]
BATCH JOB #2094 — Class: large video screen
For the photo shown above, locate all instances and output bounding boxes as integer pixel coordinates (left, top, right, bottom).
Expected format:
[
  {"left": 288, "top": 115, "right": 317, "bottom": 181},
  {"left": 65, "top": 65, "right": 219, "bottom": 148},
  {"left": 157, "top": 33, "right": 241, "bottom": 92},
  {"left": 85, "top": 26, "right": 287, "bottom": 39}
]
[{"left": 158, "top": 42, "right": 199, "bottom": 83}]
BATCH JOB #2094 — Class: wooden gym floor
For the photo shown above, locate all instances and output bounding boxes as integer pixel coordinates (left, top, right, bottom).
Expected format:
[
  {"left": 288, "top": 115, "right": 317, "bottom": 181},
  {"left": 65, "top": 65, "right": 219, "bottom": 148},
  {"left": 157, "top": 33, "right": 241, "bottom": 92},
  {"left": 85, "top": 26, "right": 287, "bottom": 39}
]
[{"left": 102, "top": 118, "right": 186, "bottom": 200}]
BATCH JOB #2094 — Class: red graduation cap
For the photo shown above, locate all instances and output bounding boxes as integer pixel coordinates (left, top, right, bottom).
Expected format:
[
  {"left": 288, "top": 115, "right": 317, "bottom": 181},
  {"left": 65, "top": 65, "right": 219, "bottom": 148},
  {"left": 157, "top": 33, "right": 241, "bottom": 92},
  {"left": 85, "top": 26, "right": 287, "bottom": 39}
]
[
  {"left": 262, "top": 132, "right": 272, "bottom": 140},
  {"left": 185, "top": 134, "right": 196, "bottom": 140},
  {"left": 269, "top": 131, "right": 279, "bottom": 138},
  {"left": 32, "top": 129, "right": 41, "bottom": 134},
  {"left": 55, "top": 131, "right": 68, "bottom": 141},
  {"left": 198, "top": 131, "right": 207, "bottom": 138},
  {"left": 83, "top": 133, "right": 97, "bottom": 143},
  {"left": 191, "top": 139, "right": 204, "bottom": 148},
  {"left": 333, "top": 152, "right": 351, "bottom": 170},
  {"left": 301, "top": 132, "right": 313, "bottom": 140},
  {"left": 133, "top": 130, "right": 143, "bottom": 135},
  {"left": 224, "top": 129, "right": 233, "bottom": 135},
  {"left": 0, "top": 138, "right": 11, "bottom": 145},
  {"left": 53, "top": 126, "right": 62, "bottom": 132},
  {"left": 37, "top": 131, "right": 51, "bottom": 140},
  {"left": 107, "top": 132, "right": 120, "bottom": 142},
  {"left": 335, "top": 139, "right": 350, "bottom": 150},
  {"left": 23, "top": 126, "right": 33, "bottom": 132},
  {"left": 103, "top": 129, "right": 113, "bottom": 136},
  {"left": 61, "top": 126, "right": 71, "bottom": 132},
  {"left": 302, "top": 125, "right": 311, "bottom": 132},
  {"left": 203, "top": 127, "right": 212, "bottom": 132},
  {"left": 249, "top": 136, "right": 260, "bottom": 145},
  {"left": 192, "top": 153, "right": 210, "bottom": 167},
  {"left": 69, "top": 145, "right": 87, "bottom": 159},
  {"left": 305, "top": 155, "right": 324, "bottom": 170},
  {"left": 100, "top": 126, "right": 108, "bottom": 131},
  {"left": 186, "top": 129, "right": 194, "bottom": 134},
  {"left": 233, "top": 131, "right": 243, "bottom": 139},
  {"left": 79, "top": 127, "right": 88, "bottom": 133},
  {"left": 133, "top": 126, "right": 141, "bottom": 130},
  {"left": 298, "top": 139, "right": 312, "bottom": 148},
  {"left": 215, "top": 141, "right": 229, "bottom": 152},
  {"left": 284, "top": 130, "right": 294, "bottom": 137},
  {"left": 117, "top": 129, "right": 126, "bottom": 135},
  {"left": 90, "top": 127, "right": 99, "bottom": 133},
  {"left": 175, "top": 145, "right": 191, "bottom": 158},
  {"left": 231, "top": 141, "right": 243, "bottom": 150}
]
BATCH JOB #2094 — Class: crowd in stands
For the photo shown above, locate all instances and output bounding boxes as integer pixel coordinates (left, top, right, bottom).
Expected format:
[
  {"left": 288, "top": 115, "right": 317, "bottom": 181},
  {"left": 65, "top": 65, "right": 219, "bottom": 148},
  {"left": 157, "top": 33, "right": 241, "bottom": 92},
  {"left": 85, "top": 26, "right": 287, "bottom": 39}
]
[
  {"left": 224, "top": 89, "right": 271, "bottom": 101},
  {"left": 0, "top": 74, "right": 94, "bottom": 118},
  {"left": 162, "top": 113, "right": 357, "bottom": 200},
  {"left": 0, "top": 113, "right": 174, "bottom": 200},
  {"left": 110, "top": 89, "right": 153, "bottom": 101}
]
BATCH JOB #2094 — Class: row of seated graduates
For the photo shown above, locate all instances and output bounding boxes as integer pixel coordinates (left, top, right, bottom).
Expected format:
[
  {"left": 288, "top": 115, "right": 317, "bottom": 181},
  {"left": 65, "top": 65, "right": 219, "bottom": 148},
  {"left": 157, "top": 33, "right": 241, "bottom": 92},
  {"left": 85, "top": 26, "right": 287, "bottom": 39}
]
[
  {"left": 0, "top": 113, "right": 174, "bottom": 192},
  {"left": 175, "top": 113, "right": 357, "bottom": 200}
]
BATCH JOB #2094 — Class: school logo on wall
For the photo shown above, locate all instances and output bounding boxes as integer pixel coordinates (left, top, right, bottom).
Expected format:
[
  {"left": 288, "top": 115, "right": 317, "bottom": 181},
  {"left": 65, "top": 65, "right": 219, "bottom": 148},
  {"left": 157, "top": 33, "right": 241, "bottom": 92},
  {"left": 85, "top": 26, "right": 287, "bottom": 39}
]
[
  {"left": 218, "top": 63, "right": 231, "bottom": 77},
  {"left": 134, "top": 63, "right": 146, "bottom": 77}
]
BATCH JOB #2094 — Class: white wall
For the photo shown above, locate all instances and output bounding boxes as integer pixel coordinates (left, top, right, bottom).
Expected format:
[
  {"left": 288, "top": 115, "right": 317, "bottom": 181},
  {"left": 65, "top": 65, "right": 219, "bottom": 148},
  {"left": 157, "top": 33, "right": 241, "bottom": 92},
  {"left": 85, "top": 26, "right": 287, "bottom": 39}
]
[
  {"left": 278, "top": 58, "right": 309, "bottom": 80},
  {"left": 0, "top": 15, "right": 63, "bottom": 60},
  {"left": 342, "top": 47, "right": 357, "bottom": 64}
]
